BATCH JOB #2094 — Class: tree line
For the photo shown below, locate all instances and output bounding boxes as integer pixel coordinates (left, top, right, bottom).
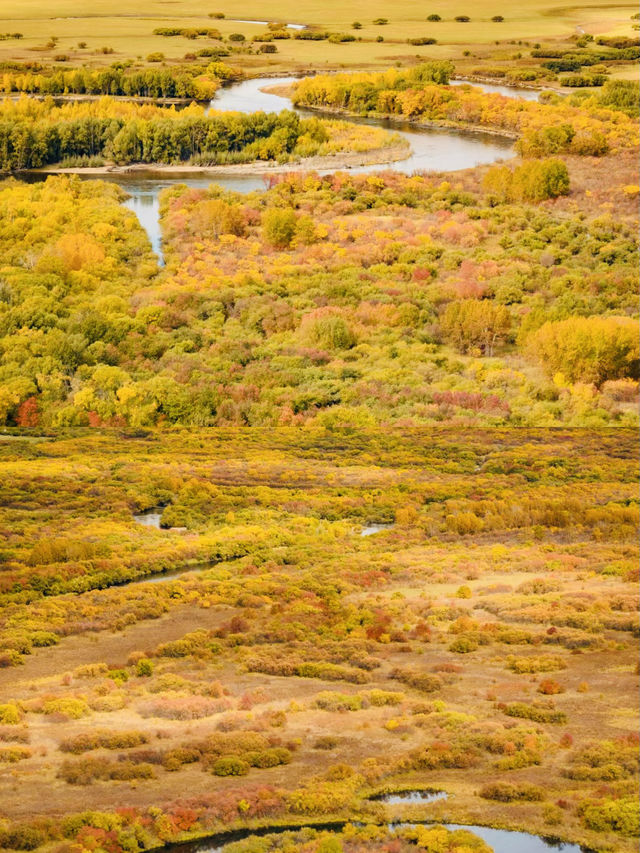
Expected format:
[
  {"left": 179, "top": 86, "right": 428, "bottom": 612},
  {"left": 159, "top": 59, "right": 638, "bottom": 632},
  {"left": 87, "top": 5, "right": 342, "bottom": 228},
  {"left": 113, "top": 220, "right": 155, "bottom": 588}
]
[
  {"left": 0, "top": 64, "right": 234, "bottom": 101},
  {"left": 293, "top": 66, "right": 639, "bottom": 156},
  {"left": 0, "top": 102, "right": 319, "bottom": 170}
]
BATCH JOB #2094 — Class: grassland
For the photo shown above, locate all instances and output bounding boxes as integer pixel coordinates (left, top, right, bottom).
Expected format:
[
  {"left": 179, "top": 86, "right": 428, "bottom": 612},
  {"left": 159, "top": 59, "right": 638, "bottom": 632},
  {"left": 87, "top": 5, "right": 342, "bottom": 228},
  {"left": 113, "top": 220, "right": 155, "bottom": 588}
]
[
  {"left": 0, "top": 429, "right": 637, "bottom": 852},
  {"left": 0, "top": 0, "right": 637, "bottom": 71}
]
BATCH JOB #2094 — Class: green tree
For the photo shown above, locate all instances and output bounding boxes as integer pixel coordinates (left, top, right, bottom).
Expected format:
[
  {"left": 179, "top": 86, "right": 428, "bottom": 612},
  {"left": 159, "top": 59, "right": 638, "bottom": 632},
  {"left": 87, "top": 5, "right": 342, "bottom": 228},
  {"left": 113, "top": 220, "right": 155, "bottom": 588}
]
[
  {"left": 262, "top": 207, "right": 298, "bottom": 248},
  {"left": 440, "top": 300, "right": 511, "bottom": 355}
]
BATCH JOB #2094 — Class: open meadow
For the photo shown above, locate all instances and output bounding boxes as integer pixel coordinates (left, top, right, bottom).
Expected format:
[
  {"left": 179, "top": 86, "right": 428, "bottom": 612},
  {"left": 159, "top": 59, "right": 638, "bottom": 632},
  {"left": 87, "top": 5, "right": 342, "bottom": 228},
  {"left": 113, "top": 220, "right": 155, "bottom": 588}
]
[{"left": 0, "top": 0, "right": 637, "bottom": 72}]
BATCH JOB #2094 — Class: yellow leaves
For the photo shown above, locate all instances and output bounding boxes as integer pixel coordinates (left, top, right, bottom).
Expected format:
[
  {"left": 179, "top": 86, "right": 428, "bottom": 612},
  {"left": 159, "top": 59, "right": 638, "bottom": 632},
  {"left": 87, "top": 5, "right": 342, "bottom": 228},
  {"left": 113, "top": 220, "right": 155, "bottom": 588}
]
[
  {"left": 72, "top": 387, "right": 96, "bottom": 411},
  {"left": 115, "top": 385, "right": 139, "bottom": 407},
  {"left": 91, "top": 222, "right": 116, "bottom": 241},
  {"left": 55, "top": 233, "right": 105, "bottom": 271}
]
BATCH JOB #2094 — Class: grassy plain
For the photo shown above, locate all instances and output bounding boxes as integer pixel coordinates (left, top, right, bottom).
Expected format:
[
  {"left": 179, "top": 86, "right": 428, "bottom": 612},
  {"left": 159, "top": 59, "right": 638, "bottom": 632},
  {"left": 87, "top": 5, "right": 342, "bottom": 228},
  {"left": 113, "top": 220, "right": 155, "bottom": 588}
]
[{"left": 0, "top": 0, "right": 637, "bottom": 70}]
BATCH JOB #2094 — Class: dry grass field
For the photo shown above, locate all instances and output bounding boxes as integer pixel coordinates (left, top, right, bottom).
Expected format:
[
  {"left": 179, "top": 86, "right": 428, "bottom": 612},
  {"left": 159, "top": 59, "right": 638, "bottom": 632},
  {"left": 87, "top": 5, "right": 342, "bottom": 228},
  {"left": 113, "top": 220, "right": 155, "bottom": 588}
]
[{"left": 0, "top": 0, "right": 636, "bottom": 69}]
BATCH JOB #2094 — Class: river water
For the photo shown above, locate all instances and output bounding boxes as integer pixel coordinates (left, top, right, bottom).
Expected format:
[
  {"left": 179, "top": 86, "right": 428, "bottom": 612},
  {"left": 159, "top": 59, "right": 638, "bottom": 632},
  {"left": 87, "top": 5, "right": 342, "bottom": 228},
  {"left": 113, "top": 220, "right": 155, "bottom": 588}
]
[
  {"left": 112, "top": 74, "right": 519, "bottom": 262},
  {"left": 161, "top": 819, "right": 592, "bottom": 853},
  {"left": 16, "top": 74, "right": 532, "bottom": 263}
]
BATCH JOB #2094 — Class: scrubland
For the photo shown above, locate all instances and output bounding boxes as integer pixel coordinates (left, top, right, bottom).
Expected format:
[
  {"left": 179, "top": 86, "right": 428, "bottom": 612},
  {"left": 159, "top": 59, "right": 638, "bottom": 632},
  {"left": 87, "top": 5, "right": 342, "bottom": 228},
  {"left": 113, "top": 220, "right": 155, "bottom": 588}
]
[{"left": 0, "top": 429, "right": 637, "bottom": 853}]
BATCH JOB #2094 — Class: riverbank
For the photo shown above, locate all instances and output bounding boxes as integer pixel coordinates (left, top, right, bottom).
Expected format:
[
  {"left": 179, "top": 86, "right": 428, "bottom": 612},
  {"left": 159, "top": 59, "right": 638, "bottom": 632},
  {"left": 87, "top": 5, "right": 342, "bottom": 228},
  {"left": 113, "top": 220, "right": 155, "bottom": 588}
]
[
  {"left": 264, "top": 82, "right": 521, "bottom": 140},
  {"left": 279, "top": 95, "right": 521, "bottom": 141},
  {"left": 20, "top": 141, "right": 412, "bottom": 179}
]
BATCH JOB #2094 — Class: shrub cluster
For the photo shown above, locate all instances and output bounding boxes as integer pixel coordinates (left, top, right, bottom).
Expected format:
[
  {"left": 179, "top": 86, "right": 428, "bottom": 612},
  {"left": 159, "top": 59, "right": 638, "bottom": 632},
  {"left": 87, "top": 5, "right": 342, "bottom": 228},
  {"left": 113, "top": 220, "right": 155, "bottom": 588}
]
[{"left": 59, "top": 730, "right": 149, "bottom": 754}]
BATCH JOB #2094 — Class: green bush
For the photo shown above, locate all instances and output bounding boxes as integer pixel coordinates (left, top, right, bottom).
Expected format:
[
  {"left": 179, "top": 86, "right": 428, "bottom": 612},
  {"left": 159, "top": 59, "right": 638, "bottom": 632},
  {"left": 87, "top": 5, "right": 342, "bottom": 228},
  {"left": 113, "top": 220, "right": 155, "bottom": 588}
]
[
  {"left": 480, "top": 781, "right": 544, "bottom": 801},
  {"left": 581, "top": 797, "right": 640, "bottom": 835},
  {"left": 212, "top": 755, "right": 250, "bottom": 776},
  {"left": 503, "top": 702, "right": 567, "bottom": 724},
  {"left": 262, "top": 208, "right": 298, "bottom": 248}
]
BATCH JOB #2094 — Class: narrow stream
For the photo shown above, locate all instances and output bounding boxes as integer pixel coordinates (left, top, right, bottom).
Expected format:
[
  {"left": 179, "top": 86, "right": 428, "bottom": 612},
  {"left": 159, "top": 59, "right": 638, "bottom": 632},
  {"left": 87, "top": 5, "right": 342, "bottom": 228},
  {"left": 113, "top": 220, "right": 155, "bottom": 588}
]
[
  {"left": 370, "top": 789, "right": 447, "bottom": 804},
  {"left": 361, "top": 523, "right": 395, "bottom": 536}
]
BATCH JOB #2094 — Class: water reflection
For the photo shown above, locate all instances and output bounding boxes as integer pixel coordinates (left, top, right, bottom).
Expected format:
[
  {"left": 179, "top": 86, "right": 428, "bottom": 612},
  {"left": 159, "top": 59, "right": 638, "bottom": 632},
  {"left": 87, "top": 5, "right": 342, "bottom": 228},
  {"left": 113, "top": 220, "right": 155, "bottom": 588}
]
[
  {"left": 132, "top": 508, "right": 163, "bottom": 528},
  {"left": 450, "top": 78, "right": 541, "bottom": 101},
  {"left": 371, "top": 789, "right": 448, "bottom": 804},
  {"left": 162, "top": 821, "right": 592, "bottom": 853}
]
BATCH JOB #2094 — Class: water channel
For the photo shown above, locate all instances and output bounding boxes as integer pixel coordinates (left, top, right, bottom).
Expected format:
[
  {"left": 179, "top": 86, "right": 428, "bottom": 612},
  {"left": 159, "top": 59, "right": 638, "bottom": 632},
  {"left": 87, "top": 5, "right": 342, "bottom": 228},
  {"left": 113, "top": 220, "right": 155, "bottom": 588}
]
[
  {"left": 160, "top": 819, "right": 593, "bottom": 853},
  {"left": 20, "top": 74, "right": 531, "bottom": 263},
  {"left": 117, "top": 74, "right": 519, "bottom": 262}
]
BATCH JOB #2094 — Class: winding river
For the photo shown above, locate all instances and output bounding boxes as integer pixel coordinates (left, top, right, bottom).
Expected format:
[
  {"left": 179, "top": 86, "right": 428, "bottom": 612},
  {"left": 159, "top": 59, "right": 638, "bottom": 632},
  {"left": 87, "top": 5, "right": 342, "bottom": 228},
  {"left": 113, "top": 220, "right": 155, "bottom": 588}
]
[
  {"left": 113, "top": 74, "right": 522, "bottom": 262},
  {"left": 15, "top": 75, "right": 539, "bottom": 261}
]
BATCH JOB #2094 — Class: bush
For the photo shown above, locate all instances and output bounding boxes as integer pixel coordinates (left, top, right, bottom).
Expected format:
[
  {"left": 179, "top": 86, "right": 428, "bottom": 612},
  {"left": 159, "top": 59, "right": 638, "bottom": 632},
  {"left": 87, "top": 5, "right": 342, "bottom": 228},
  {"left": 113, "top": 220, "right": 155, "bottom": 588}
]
[
  {"left": 484, "top": 158, "right": 570, "bottom": 202},
  {"left": 455, "top": 16, "right": 471, "bottom": 22},
  {"left": 563, "top": 737, "right": 639, "bottom": 781},
  {"left": 328, "top": 33, "right": 356, "bottom": 43},
  {"left": 449, "top": 635, "right": 479, "bottom": 653},
  {"left": 0, "top": 746, "right": 31, "bottom": 763},
  {"left": 262, "top": 207, "right": 298, "bottom": 248},
  {"left": 59, "top": 730, "right": 148, "bottom": 754},
  {"left": 538, "top": 679, "right": 564, "bottom": 695},
  {"left": 58, "top": 756, "right": 155, "bottom": 784},
  {"left": 245, "top": 747, "right": 291, "bottom": 767},
  {"left": 526, "top": 316, "right": 639, "bottom": 386},
  {"left": 408, "top": 37, "right": 437, "bottom": 45},
  {"left": 0, "top": 826, "right": 47, "bottom": 850},
  {"left": 390, "top": 668, "right": 443, "bottom": 693},
  {"left": 0, "top": 703, "right": 22, "bottom": 725},
  {"left": 299, "top": 308, "right": 357, "bottom": 351},
  {"left": 506, "top": 656, "right": 566, "bottom": 674},
  {"left": 314, "top": 692, "right": 363, "bottom": 712},
  {"left": 135, "top": 658, "right": 154, "bottom": 677},
  {"left": 440, "top": 299, "right": 511, "bottom": 356},
  {"left": 581, "top": 797, "right": 639, "bottom": 835},
  {"left": 365, "top": 689, "right": 404, "bottom": 706},
  {"left": 480, "top": 782, "right": 544, "bottom": 801},
  {"left": 503, "top": 702, "right": 567, "bottom": 724},
  {"left": 314, "top": 736, "right": 340, "bottom": 749},
  {"left": 41, "top": 698, "right": 90, "bottom": 719},
  {"left": 212, "top": 755, "right": 250, "bottom": 776},
  {"left": 427, "top": 14, "right": 442, "bottom": 21}
]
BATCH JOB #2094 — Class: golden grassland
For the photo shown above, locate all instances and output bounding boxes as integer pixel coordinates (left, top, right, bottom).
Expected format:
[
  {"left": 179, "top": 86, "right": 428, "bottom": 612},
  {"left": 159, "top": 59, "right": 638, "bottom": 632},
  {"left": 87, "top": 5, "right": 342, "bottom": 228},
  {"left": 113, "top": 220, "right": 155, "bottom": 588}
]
[
  {"left": 0, "top": 0, "right": 637, "bottom": 70},
  {"left": 0, "top": 429, "right": 637, "bottom": 852}
]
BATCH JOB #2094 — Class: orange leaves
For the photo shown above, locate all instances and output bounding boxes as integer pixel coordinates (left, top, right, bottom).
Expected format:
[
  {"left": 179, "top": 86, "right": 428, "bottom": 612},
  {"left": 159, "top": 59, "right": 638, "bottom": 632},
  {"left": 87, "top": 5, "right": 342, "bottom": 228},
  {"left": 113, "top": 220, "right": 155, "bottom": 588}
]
[{"left": 55, "top": 233, "right": 106, "bottom": 271}]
